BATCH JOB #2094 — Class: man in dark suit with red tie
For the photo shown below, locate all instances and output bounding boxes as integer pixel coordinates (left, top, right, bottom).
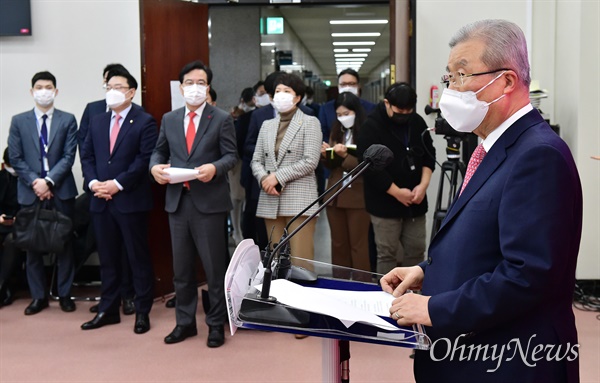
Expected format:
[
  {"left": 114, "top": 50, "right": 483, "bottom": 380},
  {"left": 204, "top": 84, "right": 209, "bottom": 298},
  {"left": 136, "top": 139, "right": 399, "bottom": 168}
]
[
  {"left": 150, "top": 61, "right": 237, "bottom": 348},
  {"left": 80, "top": 69, "right": 158, "bottom": 334}
]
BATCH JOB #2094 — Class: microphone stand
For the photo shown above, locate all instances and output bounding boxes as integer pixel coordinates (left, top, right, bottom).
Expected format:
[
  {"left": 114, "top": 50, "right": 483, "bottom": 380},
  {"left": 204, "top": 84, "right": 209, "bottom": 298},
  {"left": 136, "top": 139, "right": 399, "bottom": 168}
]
[{"left": 260, "top": 160, "right": 372, "bottom": 300}]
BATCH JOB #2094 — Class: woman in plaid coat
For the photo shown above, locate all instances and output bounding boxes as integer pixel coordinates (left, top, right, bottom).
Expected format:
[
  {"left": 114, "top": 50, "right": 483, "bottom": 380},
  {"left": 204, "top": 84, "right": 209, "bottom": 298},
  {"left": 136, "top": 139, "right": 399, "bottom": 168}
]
[{"left": 251, "top": 73, "right": 322, "bottom": 262}]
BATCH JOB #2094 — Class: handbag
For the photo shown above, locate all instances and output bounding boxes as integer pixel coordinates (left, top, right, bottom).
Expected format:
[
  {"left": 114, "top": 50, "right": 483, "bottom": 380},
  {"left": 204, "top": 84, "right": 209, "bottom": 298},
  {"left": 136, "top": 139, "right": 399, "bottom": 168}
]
[{"left": 13, "top": 201, "right": 73, "bottom": 253}]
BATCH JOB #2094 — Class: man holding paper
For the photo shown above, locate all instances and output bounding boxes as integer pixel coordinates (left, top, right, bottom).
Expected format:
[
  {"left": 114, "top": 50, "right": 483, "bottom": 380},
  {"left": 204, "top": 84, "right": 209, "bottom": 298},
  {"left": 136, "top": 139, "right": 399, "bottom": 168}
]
[{"left": 150, "top": 61, "right": 237, "bottom": 348}]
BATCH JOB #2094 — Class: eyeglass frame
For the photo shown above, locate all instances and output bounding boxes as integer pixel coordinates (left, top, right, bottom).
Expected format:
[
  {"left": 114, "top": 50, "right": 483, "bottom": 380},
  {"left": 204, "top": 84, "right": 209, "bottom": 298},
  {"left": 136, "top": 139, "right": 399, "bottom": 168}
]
[
  {"left": 182, "top": 80, "right": 208, "bottom": 87},
  {"left": 441, "top": 68, "right": 512, "bottom": 88},
  {"left": 105, "top": 85, "right": 130, "bottom": 92}
]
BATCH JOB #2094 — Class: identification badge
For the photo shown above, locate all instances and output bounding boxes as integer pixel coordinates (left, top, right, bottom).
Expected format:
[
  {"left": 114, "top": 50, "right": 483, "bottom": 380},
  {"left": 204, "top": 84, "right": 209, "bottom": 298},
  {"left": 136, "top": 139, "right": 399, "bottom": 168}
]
[
  {"left": 43, "top": 157, "right": 49, "bottom": 172},
  {"left": 342, "top": 171, "right": 352, "bottom": 189}
]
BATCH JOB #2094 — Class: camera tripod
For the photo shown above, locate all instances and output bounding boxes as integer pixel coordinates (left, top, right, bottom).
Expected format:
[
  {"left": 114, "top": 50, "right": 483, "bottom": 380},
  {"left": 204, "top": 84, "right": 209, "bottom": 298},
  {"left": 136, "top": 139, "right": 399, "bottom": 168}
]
[{"left": 430, "top": 136, "right": 466, "bottom": 242}]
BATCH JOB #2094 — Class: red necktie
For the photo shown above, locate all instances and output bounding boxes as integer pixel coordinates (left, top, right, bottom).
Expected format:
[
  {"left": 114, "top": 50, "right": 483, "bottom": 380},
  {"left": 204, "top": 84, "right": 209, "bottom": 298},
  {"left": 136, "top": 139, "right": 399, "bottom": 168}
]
[
  {"left": 460, "top": 143, "right": 486, "bottom": 195},
  {"left": 109, "top": 114, "right": 121, "bottom": 154},
  {"left": 184, "top": 111, "right": 197, "bottom": 189}
]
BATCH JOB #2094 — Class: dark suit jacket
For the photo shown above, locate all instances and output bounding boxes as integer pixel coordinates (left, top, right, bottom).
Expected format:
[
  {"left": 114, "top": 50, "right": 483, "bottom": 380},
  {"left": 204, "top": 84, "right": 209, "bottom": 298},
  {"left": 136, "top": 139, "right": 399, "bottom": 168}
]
[
  {"left": 149, "top": 104, "right": 237, "bottom": 214},
  {"left": 79, "top": 99, "right": 143, "bottom": 150},
  {"left": 416, "top": 109, "right": 582, "bottom": 383},
  {"left": 81, "top": 106, "right": 158, "bottom": 214},
  {"left": 240, "top": 104, "right": 315, "bottom": 199},
  {"left": 8, "top": 108, "right": 78, "bottom": 205}
]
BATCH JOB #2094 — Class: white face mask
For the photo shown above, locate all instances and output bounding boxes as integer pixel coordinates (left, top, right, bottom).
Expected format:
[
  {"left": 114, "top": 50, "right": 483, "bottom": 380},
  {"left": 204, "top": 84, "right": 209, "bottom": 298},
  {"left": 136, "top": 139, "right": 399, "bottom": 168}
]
[
  {"left": 273, "top": 92, "right": 296, "bottom": 113},
  {"left": 105, "top": 89, "right": 127, "bottom": 109},
  {"left": 255, "top": 93, "right": 270, "bottom": 107},
  {"left": 5, "top": 166, "right": 16, "bottom": 176},
  {"left": 183, "top": 84, "right": 207, "bottom": 106},
  {"left": 240, "top": 103, "right": 255, "bottom": 113},
  {"left": 438, "top": 71, "right": 507, "bottom": 133},
  {"left": 33, "top": 89, "right": 56, "bottom": 107},
  {"left": 337, "top": 114, "right": 356, "bottom": 129},
  {"left": 338, "top": 86, "right": 359, "bottom": 96}
]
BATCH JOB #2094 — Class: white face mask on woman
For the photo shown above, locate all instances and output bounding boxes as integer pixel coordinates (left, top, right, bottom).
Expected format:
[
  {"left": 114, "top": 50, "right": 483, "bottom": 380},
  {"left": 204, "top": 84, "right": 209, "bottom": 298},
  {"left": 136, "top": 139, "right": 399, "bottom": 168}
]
[
  {"left": 273, "top": 92, "right": 296, "bottom": 113},
  {"left": 183, "top": 84, "right": 208, "bottom": 106},
  {"left": 438, "top": 71, "right": 506, "bottom": 133},
  {"left": 33, "top": 89, "right": 56, "bottom": 107},
  {"left": 337, "top": 114, "right": 356, "bottom": 129}
]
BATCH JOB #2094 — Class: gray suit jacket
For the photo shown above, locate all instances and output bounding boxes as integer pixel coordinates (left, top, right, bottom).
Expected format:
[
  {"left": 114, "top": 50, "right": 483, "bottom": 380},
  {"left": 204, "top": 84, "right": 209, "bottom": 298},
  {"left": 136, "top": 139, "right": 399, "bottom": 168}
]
[
  {"left": 251, "top": 108, "right": 322, "bottom": 219},
  {"left": 8, "top": 108, "right": 78, "bottom": 205},
  {"left": 150, "top": 104, "right": 238, "bottom": 214}
]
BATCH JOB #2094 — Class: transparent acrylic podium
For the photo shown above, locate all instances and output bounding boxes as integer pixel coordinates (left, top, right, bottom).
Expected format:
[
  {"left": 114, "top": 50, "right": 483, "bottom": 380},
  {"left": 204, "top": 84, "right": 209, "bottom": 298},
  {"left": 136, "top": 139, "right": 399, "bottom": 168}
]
[{"left": 225, "top": 239, "right": 431, "bottom": 382}]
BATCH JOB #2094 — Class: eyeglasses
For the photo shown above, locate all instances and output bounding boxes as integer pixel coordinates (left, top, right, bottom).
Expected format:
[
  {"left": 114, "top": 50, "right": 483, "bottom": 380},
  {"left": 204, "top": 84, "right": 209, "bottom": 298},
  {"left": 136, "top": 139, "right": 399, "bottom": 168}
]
[
  {"left": 339, "top": 81, "right": 358, "bottom": 87},
  {"left": 105, "top": 85, "right": 130, "bottom": 92},
  {"left": 183, "top": 80, "right": 207, "bottom": 87},
  {"left": 441, "top": 68, "right": 511, "bottom": 88}
]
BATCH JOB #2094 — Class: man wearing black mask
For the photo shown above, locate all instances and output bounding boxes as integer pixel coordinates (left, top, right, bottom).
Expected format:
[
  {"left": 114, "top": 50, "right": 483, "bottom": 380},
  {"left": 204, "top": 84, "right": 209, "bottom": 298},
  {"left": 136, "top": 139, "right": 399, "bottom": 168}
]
[{"left": 356, "top": 82, "right": 435, "bottom": 274}]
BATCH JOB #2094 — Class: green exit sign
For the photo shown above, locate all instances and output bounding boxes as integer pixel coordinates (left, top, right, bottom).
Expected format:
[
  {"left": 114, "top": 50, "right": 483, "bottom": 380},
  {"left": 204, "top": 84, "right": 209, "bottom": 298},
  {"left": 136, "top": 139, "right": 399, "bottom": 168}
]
[{"left": 266, "top": 17, "right": 284, "bottom": 34}]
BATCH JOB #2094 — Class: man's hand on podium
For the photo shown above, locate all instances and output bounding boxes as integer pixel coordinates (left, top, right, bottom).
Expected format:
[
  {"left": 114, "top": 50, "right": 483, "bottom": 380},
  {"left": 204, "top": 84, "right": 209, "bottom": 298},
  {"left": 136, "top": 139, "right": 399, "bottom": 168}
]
[
  {"left": 389, "top": 293, "right": 432, "bottom": 327},
  {"left": 380, "top": 266, "right": 424, "bottom": 297}
]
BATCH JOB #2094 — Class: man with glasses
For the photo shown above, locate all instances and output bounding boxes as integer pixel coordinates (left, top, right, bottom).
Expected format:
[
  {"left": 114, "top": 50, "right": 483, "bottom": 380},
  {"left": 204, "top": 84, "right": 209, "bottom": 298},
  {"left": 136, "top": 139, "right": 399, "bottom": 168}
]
[
  {"left": 80, "top": 68, "right": 157, "bottom": 335},
  {"left": 150, "top": 61, "right": 237, "bottom": 348},
  {"left": 78, "top": 63, "right": 141, "bottom": 317},
  {"left": 381, "top": 20, "right": 582, "bottom": 382}
]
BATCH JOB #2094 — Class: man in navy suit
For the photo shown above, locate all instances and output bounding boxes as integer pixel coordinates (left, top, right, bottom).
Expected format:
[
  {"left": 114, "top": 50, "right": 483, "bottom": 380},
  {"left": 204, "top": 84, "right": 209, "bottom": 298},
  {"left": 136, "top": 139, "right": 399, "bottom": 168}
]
[
  {"left": 8, "top": 71, "right": 79, "bottom": 315},
  {"left": 240, "top": 71, "right": 315, "bottom": 249},
  {"left": 79, "top": 63, "right": 138, "bottom": 316},
  {"left": 381, "top": 20, "right": 582, "bottom": 382},
  {"left": 80, "top": 69, "right": 157, "bottom": 334}
]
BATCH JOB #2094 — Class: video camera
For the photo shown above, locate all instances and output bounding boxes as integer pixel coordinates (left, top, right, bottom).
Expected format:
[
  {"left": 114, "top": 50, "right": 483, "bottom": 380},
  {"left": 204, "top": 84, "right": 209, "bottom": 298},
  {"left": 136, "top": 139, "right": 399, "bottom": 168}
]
[{"left": 424, "top": 105, "right": 468, "bottom": 138}]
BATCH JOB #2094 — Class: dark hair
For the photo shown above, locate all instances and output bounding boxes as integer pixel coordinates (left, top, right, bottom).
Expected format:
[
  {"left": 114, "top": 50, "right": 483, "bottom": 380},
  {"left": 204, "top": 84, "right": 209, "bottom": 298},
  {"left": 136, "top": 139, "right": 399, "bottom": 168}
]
[
  {"left": 273, "top": 73, "right": 306, "bottom": 101},
  {"left": 330, "top": 92, "right": 366, "bottom": 144},
  {"left": 384, "top": 82, "right": 417, "bottom": 109},
  {"left": 305, "top": 86, "right": 315, "bottom": 98},
  {"left": 2, "top": 148, "right": 9, "bottom": 166},
  {"left": 252, "top": 81, "right": 265, "bottom": 93},
  {"left": 263, "top": 71, "right": 284, "bottom": 97},
  {"left": 240, "top": 87, "right": 254, "bottom": 103},
  {"left": 179, "top": 60, "right": 213, "bottom": 85},
  {"left": 31, "top": 71, "right": 56, "bottom": 88},
  {"left": 209, "top": 87, "right": 217, "bottom": 102},
  {"left": 106, "top": 68, "right": 138, "bottom": 90},
  {"left": 338, "top": 68, "right": 360, "bottom": 83},
  {"left": 103, "top": 63, "right": 128, "bottom": 77}
]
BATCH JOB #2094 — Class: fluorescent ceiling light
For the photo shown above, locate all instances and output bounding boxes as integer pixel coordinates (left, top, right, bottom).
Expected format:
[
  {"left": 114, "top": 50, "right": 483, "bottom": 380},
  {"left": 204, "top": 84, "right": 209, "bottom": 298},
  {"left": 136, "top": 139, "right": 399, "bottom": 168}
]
[
  {"left": 333, "top": 41, "right": 376, "bottom": 46},
  {"left": 331, "top": 32, "right": 380, "bottom": 37},
  {"left": 330, "top": 19, "right": 388, "bottom": 25},
  {"left": 260, "top": 42, "right": 276, "bottom": 46},
  {"left": 335, "top": 53, "right": 368, "bottom": 58},
  {"left": 335, "top": 58, "right": 365, "bottom": 62},
  {"left": 333, "top": 48, "right": 349, "bottom": 53},
  {"left": 352, "top": 48, "right": 371, "bottom": 52}
]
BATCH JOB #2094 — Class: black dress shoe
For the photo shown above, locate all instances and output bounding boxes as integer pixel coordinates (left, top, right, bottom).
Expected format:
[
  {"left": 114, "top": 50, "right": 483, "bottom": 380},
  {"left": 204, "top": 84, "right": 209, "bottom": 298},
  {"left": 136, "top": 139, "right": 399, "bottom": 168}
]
[
  {"left": 207, "top": 325, "right": 225, "bottom": 348},
  {"left": 165, "top": 296, "right": 176, "bottom": 308},
  {"left": 164, "top": 324, "right": 197, "bottom": 344},
  {"left": 59, "top": 297, "right": 76, "bottom": 312},
  {"left": 81, "top": 312, "right": 121, "bottom": 330},
  {"left": 134, "top": 313, "right": 150, "bottom": 334},
  {"left": 24, "top": 299, "right": 49, "bottom": 315},
  {"left": 89, "top": 303, "right": 99, "bottom": 313},
  {"left": 0, "top": 285, "right": 13, "bottom": 307},
  {"left": 122, "top": 298, "right": 135, "bottom": 316}
]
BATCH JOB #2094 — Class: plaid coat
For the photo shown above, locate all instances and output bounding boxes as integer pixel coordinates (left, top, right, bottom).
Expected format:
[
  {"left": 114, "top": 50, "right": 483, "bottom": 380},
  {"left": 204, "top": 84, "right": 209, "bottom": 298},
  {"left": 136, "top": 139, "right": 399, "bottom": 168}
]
[{"left": 251, "top": 108, "right": 322, "bottom": 219}]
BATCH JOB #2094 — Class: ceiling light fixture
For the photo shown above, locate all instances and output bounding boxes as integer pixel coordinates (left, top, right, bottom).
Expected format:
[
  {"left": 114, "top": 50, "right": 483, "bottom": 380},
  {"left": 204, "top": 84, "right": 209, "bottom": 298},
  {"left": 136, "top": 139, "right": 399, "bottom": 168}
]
[
  {"left": 352, "top": 48, "right": 371, "bottom": 52},
  {"left": 260, "top": 42, "right": 276, "bottom": 46},
  {"left": 330, "top": 19, "right": 388, "bottom": 25},
  {"left": 335, "top": 53, "right": 368, "bottom": 58},
  {"left": 333, "top": 48, "right": 349, "bottom": 53},
  {"left": 332, "top": 41, "right": 375, "bottom": 46},
  {"left": 331, "top": 32, "right": 380, "bottom": 37}
]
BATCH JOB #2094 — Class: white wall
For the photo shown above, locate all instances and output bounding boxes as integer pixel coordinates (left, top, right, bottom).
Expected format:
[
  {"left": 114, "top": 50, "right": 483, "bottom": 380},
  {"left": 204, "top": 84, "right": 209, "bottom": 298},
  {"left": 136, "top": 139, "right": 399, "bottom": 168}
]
[
  {"left": 416, "top": 0, "right": 600, "bottom": 279},
  {"left": 0, "top": 0, "right": 142, "bottom": 191}
]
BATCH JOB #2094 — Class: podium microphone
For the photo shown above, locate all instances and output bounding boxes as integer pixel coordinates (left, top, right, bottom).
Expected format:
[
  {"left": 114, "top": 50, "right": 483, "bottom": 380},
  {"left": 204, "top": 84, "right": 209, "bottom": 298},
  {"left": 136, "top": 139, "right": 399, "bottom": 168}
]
[{"left": 260, "top": 144, "right": 394, "bottom": 300}]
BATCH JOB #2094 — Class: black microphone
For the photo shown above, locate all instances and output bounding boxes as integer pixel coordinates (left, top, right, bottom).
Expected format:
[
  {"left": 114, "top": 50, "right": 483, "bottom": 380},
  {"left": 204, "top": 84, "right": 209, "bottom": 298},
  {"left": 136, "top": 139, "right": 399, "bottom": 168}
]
[{"left": 260, "top": 144, "right": 394, "bottom": 300}]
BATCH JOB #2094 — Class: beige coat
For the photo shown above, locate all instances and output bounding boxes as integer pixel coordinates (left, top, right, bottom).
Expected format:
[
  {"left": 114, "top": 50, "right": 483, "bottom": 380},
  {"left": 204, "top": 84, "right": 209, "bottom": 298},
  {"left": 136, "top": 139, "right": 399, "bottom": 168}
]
[{"left": 251, "top": 108, "right": 322, "bottom": 219}]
